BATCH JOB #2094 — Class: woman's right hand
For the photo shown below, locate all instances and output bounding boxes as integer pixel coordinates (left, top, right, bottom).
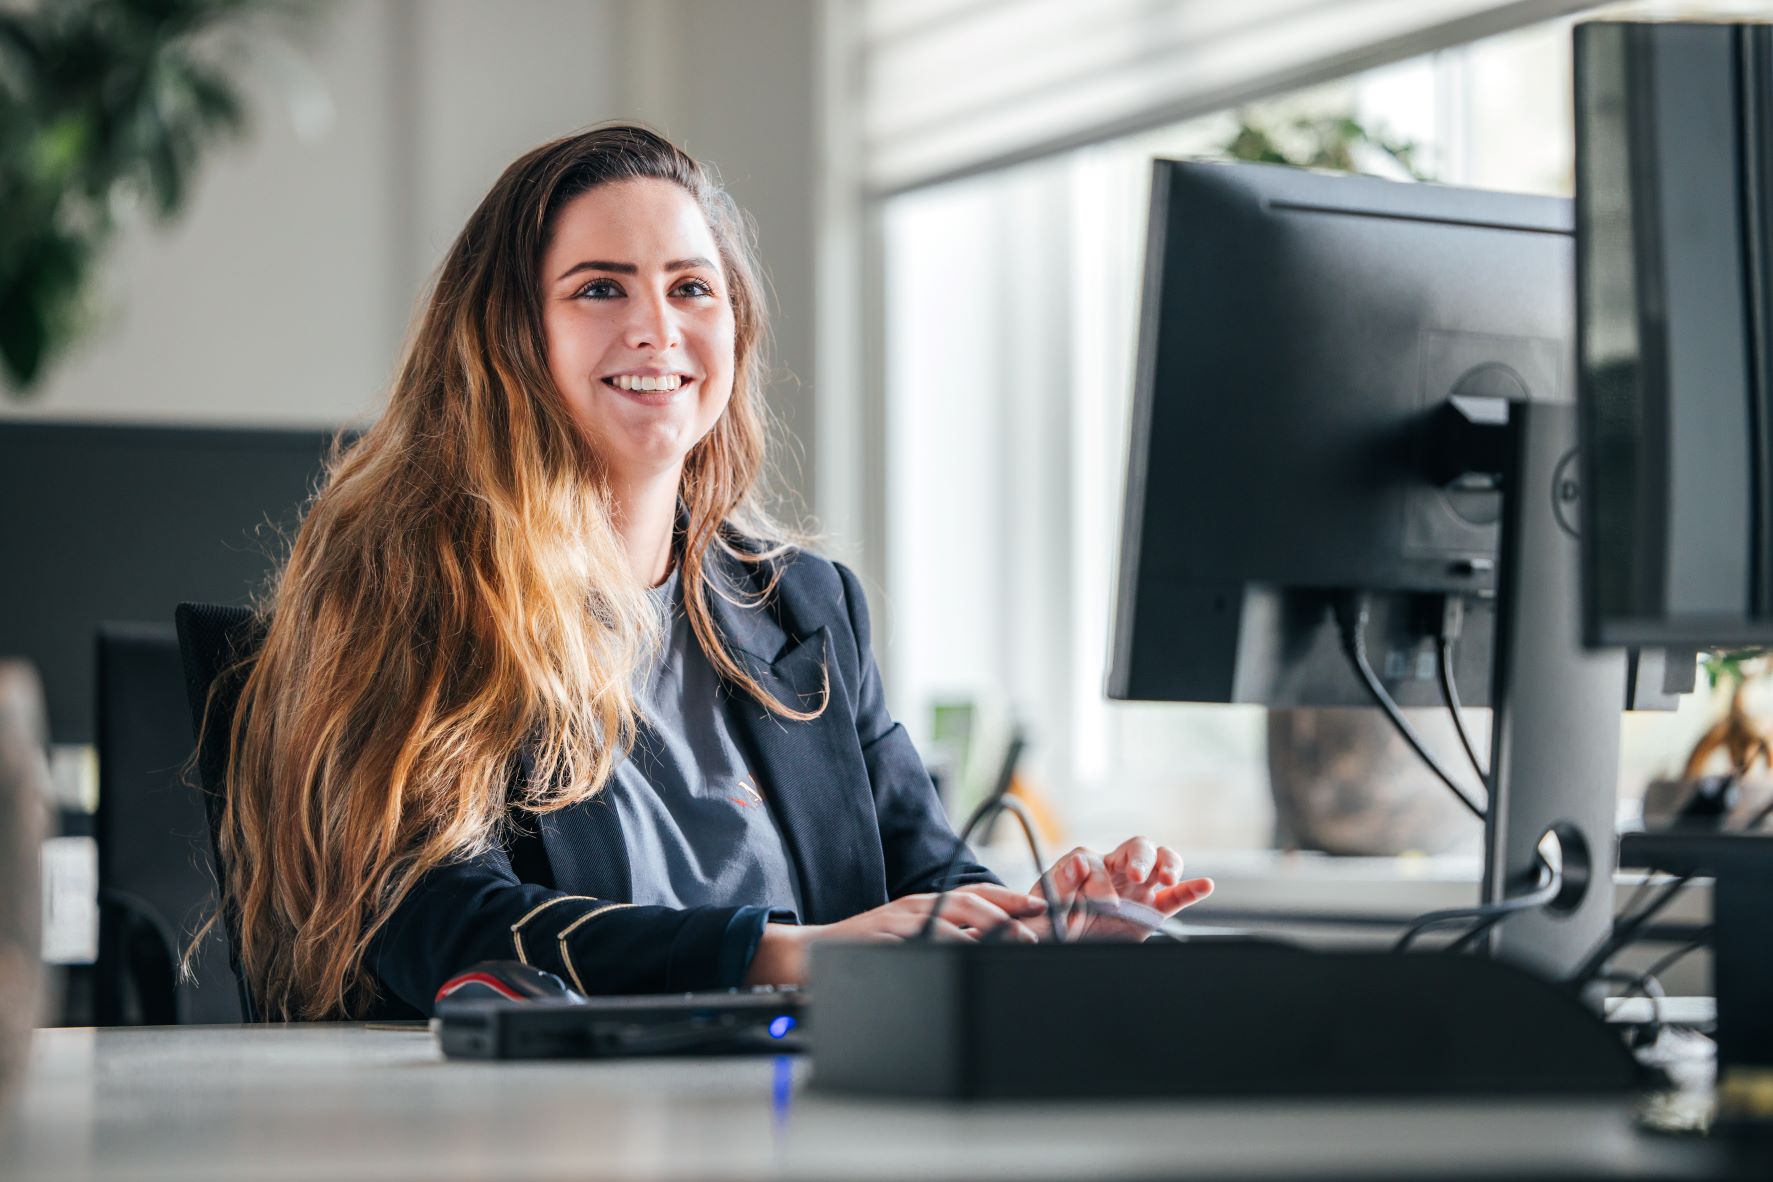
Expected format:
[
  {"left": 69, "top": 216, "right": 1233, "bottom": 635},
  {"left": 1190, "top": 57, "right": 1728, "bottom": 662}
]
[{"left": 743, "top": 884, "right": 1048, "bottom": 986}]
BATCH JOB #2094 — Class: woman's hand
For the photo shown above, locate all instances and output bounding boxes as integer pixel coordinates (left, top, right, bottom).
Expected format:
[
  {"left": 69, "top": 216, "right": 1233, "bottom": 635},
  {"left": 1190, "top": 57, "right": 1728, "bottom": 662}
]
[
  {"left": 1032, "top": 836, "right": 1214, "bottom": 942},
  {"left": 743, "top": 884, "right": 1049, "bottom": 986}
]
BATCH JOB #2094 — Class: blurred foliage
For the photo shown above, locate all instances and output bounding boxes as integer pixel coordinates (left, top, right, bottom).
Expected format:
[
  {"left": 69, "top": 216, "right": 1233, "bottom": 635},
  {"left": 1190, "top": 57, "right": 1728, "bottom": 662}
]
[
  {"left": 1701, "top": 649, "right": 1769, "bottom": 691},
  {"left": 1687, "top": 649, "right": 1770, "bottom": 783},
  {"left": 0, "top": 0, "right": 317, "bottom": 394},
  {"left": 1219, "top": 111, "right": 1430, "bottom": 181}
]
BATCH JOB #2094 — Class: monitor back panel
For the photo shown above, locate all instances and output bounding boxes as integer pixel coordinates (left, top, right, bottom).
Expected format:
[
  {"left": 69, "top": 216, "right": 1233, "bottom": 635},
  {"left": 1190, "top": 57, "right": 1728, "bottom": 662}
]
[{"left": 1112, "top": 162, "right": 1573, "bottom": 702}]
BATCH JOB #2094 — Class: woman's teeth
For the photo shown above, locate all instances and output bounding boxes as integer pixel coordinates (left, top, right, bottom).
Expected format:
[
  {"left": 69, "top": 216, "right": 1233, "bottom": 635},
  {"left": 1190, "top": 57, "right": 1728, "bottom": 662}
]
[{"left": 609, "top": 374, "right": 683, "bottom": 392}]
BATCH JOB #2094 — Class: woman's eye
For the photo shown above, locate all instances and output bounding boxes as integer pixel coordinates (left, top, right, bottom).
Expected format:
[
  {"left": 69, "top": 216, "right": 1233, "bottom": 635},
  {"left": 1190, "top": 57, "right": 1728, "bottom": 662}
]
[
  {"left": 575, "top": 278, "right": 622, "bottom": 299},
  {"left": 673, "top": 278, "right": 715, "bottom": 298}
]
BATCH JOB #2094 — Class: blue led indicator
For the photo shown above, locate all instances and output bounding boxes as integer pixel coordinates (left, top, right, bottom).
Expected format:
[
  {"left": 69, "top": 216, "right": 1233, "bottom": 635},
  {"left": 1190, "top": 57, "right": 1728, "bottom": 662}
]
[{"left": 768, "top": 1015, "right": 795, "bottom": 1039}]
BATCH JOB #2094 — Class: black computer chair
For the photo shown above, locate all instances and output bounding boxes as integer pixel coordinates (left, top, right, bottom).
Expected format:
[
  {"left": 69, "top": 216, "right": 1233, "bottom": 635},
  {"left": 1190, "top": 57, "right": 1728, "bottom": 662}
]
[
  {"left": 94, "top": 624, "right": 244, "bottom": 1024},
  {"left": 171, "top": 603, "right": 265, "bottom": 1022}
]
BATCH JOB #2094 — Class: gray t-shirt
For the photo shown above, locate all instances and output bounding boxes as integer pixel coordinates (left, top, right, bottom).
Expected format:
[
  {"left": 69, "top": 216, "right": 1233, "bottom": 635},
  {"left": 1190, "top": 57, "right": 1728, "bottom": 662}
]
[{"left": 605, "top": 567, "right": 805, "bottom": 917}]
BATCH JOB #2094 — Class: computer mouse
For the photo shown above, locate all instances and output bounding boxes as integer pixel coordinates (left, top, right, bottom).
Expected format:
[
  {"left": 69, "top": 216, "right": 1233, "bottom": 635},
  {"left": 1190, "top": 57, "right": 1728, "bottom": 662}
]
[{"left": 434, "top": 960, "right": 588, "bottom": 1006}]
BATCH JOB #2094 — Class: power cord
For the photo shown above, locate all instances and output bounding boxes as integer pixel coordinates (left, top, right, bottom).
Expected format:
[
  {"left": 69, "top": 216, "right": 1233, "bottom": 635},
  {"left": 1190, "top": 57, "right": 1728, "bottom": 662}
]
[
  {"left": 919, "top": 756, "right": 1067, "bottom": 943},
  {"left": 1569, "top": 872, "right": 1696, "bottom": 989},
  {"left": 1334, "top": 591, "right": 1564, "bottom": 953},
  {"left": 1616, "top": 930, "right": 1713, "bottom": 1047},
  {"left": 1440, "top": 909, "right": 1507, "bottom": 955},
  {"left": 1392, "top": 859, "right": 1563, "bottom": 952},
  {"left": 1334, "top": 593, "right": 1487, "bottom": 821},
  {"left": 1433, "top": 594, "right": 1489, "bottom": 787},
  {"left": 1425, "top": 594, "right": 1559, "bottom": 957}
]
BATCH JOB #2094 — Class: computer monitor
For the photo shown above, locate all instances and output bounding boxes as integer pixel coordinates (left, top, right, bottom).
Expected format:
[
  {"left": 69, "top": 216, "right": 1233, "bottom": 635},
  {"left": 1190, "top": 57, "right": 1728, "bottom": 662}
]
[
  {"left": 1108, "top": 161, "right": 1633, "bottom": 979},
  {"left": 1575, "top": 19, "right": 1773, "bottom": 1073},
  {"left": 1112, "top": 161, "right": 1587, "bottom": 707},
  {"left": 1576, "top": 19, "right": 1773, "bottom": 648},
  {"left": 0, "top": 421, "right": 341, "bottom": 743}
]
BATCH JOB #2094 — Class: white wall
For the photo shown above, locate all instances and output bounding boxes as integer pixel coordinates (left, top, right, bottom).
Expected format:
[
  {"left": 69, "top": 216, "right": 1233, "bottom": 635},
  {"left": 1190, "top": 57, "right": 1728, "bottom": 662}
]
[
  {"left": 623, "top": 0, "right": 826, "bottom": 524},
  {"left": 0, "top": 0, "right": 830, "bottom": 519}
]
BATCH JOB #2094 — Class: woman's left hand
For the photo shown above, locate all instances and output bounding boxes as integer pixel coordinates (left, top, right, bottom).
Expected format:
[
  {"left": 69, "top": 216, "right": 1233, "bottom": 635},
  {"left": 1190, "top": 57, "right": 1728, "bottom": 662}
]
[{"left": 1029, "top": 836, "right": 1214, "bottom": 942}]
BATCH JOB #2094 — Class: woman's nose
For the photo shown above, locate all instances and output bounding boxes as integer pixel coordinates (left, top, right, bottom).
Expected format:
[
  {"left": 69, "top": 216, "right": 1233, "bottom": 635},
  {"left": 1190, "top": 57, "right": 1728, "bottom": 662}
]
[{"left": 624, "top": 292, "right": 679, "bottom": 351}]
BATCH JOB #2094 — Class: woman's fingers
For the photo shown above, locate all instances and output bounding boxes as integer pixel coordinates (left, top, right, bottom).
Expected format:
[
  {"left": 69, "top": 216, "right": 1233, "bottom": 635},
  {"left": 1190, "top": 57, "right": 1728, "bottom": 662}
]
[
  {"left": 952, "top": 882, "right": 1047, "bottom": 916},
  {"left": 1148, "top": 845, "right": 1184, "bottom": 887},
  {"left": 1106, "top": 836, "right": 1159, "bottom": 887},
  {"left": 917, "top": 916, "right": 978, "bottom": 942},
  {"left": 920, "top": 889, "right": 1019, "bottom": 934},
  {"left": 1047, "top": 847, "right": 1111, "bottom": 895},
  {"left": 1060, "top": 851, "right": 1120, "bottom": 932},
  {"left": 1153, "top": 876, "right": 1215, "bottom": 915}
]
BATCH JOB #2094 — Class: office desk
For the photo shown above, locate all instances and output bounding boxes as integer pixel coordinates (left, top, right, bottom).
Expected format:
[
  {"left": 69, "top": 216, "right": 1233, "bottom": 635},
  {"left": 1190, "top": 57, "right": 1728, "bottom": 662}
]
[{"left": 0, "top": 1025, "right": 1759, "bottom": 1181}]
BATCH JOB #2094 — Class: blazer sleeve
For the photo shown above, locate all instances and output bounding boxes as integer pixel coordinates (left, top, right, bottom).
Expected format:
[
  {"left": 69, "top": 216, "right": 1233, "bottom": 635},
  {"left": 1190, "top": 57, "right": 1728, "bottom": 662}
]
[
  {"left": 833, "top": 561, "right": 1001, "bottom": 898},
  {"left": 370, "top": 845, "right": 769, "bottom": 1016}
]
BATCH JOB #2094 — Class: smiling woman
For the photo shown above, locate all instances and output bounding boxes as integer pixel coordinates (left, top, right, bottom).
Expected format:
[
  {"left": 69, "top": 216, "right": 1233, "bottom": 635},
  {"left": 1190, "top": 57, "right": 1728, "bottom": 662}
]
[
  {"left": 541, "top": 178, "right": 737, "bottom": 584},
  {"left": 210, "top": 125, "right": 1210, "bottom": 1021}
]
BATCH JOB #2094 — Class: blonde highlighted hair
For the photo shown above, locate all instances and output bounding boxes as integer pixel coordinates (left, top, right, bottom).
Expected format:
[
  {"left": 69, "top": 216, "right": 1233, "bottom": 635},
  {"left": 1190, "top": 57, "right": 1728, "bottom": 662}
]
[{"left": 218, "top": 125, "right": 815, "bottom": 1019}]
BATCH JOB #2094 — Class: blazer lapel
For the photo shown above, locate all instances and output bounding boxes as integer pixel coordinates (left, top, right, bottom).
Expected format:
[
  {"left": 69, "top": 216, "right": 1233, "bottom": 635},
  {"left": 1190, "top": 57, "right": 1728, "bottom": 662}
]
[{"left": 707, "top": 557, "right": 889, "bottom": 924}]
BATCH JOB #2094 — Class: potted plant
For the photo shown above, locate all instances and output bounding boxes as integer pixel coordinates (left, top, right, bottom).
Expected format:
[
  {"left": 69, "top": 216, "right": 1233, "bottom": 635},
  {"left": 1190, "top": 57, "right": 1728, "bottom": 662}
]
[{"left": 0, "top": 0, "right": 319, "bottom": 394}]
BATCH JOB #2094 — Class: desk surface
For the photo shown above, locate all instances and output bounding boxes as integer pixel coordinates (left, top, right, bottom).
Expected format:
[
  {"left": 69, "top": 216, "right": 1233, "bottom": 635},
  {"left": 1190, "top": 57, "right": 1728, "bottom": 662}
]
[{"left": 0, "top": 1025, "right": 1759, "bottom": 1182}]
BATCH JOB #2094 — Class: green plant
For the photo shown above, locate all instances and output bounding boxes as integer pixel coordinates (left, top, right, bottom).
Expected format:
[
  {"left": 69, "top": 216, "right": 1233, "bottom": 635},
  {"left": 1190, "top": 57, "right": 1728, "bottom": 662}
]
[
  {"left": 1219, "top": 111, "right": 1429, "bottom": 181},
  {"left": 0, "top": 0, "right": 316, "bottom": 393},
  {"left": 1700, "top": 648, "right": 1767, "bottom": 691}
]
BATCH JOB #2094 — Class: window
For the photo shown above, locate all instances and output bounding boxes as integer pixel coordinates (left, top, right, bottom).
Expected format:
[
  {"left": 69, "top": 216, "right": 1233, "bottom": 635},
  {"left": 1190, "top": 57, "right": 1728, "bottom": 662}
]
[{"left": 881, "top": 16, "right": 1722, "bottom": 852}]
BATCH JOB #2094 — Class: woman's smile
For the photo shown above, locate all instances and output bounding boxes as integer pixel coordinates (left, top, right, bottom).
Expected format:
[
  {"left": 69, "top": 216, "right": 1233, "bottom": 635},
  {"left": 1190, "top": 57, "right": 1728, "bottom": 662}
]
[{"left": 602, "top": 369, "right": 695, "bottom": 403}]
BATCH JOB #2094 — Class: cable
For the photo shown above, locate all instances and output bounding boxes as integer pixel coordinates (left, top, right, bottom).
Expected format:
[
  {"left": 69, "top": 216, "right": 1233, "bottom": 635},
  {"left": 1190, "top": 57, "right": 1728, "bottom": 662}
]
[
  {"left": 1612, "top": 930, "right": 1713, "bottom": 1048},
  {"left": 1432, "top": 593, "right": 1489, "bottom": 788},
  {"left": 1334, "top": 593, "right": 1486, "bottom": 821},
  {"left": 1615, "top": 872, "right": 1670, "bottom": 932},
  {"left": 919, "top": 776, "right": 1066, "bottom": 944},
  {"left": 919, "top": 732, "right": 1027, "bottom": 938},
  {"left": 1441, "top": 909, "right": 1507, "bottom": 955},
  {"left": 1436, "top": 637, "right": 1489, "bottom": 787},
  {"left": 974, "top": 893, "right": 1172, "bottom": 945},
  {"left": 1747, "top": 791, "right": 1773, "bottom": 830},
  {"left": 1570, "top": 873, "right": 1695, "bottom": 989},
  {"left": 971, "top": 795, "right": 1058, "bottom": 937},
  {"left": 1392, "top": 860, "right": 1563, "bottom": 952},
  {"left": 1624, "top": 932, "right": 1711, "bottom": 1003}
]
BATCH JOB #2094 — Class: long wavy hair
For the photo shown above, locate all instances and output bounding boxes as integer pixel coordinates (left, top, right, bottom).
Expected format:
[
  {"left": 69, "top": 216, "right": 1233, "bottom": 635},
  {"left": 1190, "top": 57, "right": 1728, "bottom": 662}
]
[{"left": 217, "top": 125, "right": 816, "bottom": 1020}]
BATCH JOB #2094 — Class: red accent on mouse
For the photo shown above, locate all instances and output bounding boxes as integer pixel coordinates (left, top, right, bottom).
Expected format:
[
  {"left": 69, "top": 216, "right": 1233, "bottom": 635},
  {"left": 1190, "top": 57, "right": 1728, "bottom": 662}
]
[{"left": 434, "top": 961, "right": 588, "bottom": 1006}]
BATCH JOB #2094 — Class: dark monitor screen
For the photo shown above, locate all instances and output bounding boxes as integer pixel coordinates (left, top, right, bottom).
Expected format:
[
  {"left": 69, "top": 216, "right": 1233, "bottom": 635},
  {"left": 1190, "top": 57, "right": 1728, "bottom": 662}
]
[
  {"left": 1576, "top": 20, "right": 1773, "bottom": 647},
  {"left": 1109, "top": 160, "right": 1574, "bottom": 706},
  {"left": 0, "top": 421, "right": 340, "bottom": 742}
]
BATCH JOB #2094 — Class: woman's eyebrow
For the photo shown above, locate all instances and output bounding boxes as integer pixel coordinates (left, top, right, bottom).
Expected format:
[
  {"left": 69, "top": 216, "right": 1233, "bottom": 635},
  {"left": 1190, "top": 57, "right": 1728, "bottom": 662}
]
[{"left": 554, "top": 256, "right": 717, "bottom": 282}]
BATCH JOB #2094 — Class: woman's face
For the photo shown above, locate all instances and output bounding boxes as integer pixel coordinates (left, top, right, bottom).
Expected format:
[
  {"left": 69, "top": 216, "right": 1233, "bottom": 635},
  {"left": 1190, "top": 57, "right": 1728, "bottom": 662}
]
[{"left": 540, "top": 178, "right": 736, "bottom": 487}]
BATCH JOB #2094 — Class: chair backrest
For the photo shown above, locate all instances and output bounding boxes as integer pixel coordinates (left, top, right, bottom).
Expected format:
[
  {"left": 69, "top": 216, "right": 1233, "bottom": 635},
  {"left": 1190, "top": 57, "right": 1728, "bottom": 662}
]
[
  {"left": 95, "top": 623, "right": 242, "bottom": 1024},
  {"left": 172, "top": 602, "right": 265, "bottom": 1022}
]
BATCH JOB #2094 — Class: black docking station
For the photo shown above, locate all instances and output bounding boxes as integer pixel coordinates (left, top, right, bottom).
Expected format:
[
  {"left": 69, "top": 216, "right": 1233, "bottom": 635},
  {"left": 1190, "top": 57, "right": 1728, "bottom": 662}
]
[{"left": 807, "top": 938, "right": 1641, "bottom": 1100}]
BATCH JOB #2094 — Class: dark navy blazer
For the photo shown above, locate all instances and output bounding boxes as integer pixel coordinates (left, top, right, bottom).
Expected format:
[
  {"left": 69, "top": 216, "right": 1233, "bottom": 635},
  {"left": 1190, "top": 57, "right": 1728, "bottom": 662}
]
[{"left": 369, "top": 545, "right": 994, "bottom": 1016}]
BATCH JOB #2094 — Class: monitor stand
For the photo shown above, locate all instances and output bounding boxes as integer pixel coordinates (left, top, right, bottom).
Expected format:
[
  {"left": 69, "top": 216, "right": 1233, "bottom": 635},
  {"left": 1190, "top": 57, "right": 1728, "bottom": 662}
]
[{"left": 1480, "top": 401, "right": 1628, "bottom": 978}]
